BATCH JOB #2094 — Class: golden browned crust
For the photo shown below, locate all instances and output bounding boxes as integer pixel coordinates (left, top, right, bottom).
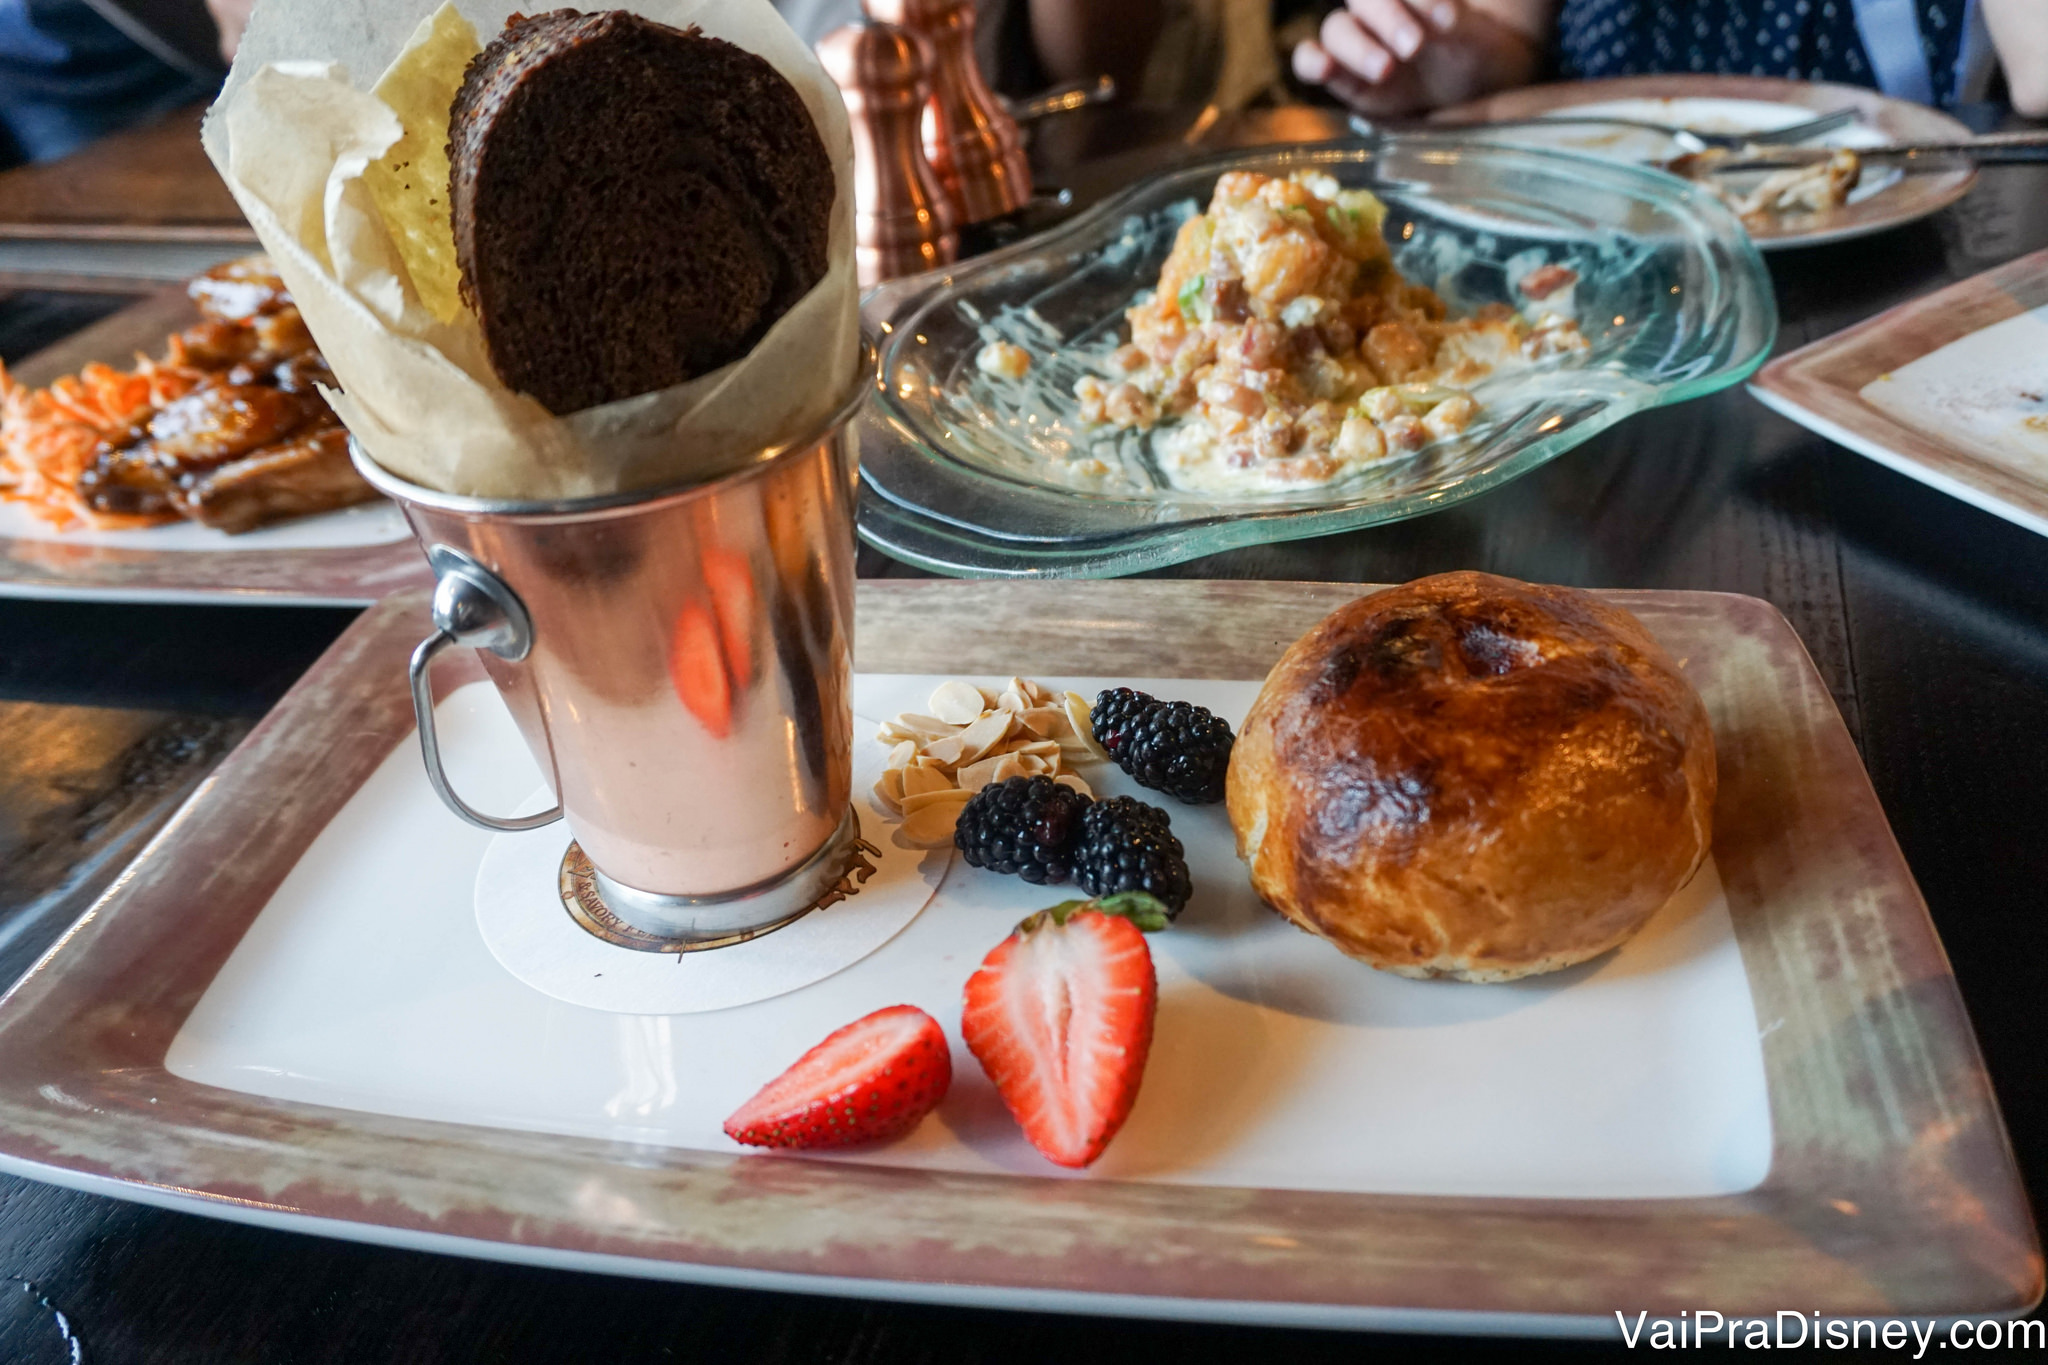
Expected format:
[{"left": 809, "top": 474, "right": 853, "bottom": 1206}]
[{"left": 1226, "top": 572, "right": 1716, "bottom": 982}]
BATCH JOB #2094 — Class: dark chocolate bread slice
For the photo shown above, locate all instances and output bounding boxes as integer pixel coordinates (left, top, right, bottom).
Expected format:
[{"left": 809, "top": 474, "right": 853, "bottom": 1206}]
[{"left": 448, "top": 10, "right": 834, "bottom": 415}]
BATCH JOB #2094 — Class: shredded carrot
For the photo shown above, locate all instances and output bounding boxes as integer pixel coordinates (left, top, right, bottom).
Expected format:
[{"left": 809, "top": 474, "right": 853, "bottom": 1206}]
[{"left": 0, "top": 347, "right": 208, "bottom": 530}]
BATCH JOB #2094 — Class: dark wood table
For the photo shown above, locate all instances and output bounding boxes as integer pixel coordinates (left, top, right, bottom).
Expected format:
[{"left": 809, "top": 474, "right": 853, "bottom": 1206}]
[
  {"left": 1, "top": 106, "right": 2044, "bottom": 1361},
  {"left": 0, "top": 105, "right": 255, "bottom": 293}
]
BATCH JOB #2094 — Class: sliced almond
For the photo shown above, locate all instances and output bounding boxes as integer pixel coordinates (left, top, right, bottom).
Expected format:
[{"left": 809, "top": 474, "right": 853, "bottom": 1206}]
[
  {"left": 954, "top": 753, "right": 1007, "bottom": 793},
  {"left": 920, "top": 736, "right": 968, "bottom": 769},
  {"left": 1016, "top": 706, "right": 1070, "bottom": 739},
  {"left": 901, "top": 764, "right": 953, "bottom": 798},
  {"left": 928, "top": 680, "right": 991, "bottom": 725},
  {"left": 1054, "top": 772, "right": 1093, "bottom": 798},
  {"left": 896, "top": 713, "right": 964, "bottom": 741},
  {"left": 901, "top": 787, "right": 973, "bottom": 815},
  {"left": 1064, "top": 691, "right": 1109, "bottom": 762},
  {"left": 956, "top": 711, "right": 1016, "bottom": 764},
  {"left": 900, "top": 798, "right": 968, "bottom": 847},
  {"left": 876, "top": 678, "right": 1089, "bottom": 833}
]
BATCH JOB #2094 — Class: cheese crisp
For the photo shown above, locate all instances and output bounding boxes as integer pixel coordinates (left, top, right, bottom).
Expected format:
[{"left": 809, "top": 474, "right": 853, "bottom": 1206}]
[
  {"left": 360, "top": 4, "right": 481, "bottom": 325},
  {"left": 1072, "top": 171, "right": 1587, "bottom": 494}
]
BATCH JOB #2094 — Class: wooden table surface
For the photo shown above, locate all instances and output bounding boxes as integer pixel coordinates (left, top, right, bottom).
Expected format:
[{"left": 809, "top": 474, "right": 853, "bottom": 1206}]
[
  {"left": 0, "top": 106, "right": 246, "bottom": 244},
  {"left": 1, "top": 104, "right": 2045, "bottom": 1361}
]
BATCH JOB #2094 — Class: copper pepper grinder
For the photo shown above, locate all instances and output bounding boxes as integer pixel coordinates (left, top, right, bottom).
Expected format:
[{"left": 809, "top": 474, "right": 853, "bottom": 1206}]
[
  {"left": 818, "top": 22, "right": 959, "bottom": 287},
  {"left": 862, "top": 0, "right": 1031, "bottom": 225}
]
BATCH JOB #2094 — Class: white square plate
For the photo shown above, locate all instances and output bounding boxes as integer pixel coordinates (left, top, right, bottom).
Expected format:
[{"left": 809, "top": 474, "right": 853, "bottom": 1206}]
[
  {"left": 0, "top": 581, "right": 2030, "bottom": 1334},
  {"left": 166, "top": 675, "right": 1770, "bottom": 1200},
  {"left": 0, "top": 288, "right": 428, "bottom": 603},
  {"left": 1752, "top": 248, "right": 2048, "bottom": 538}
]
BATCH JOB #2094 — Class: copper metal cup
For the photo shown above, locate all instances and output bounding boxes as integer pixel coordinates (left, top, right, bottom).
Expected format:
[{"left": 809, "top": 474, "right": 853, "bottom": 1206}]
[{"left": 351, "top": 363, "right": 868, "bottom": 944}]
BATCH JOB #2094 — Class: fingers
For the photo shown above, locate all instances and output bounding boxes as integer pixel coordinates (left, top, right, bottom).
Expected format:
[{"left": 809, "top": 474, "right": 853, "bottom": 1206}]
[
  {"left": 1293, "top": 38, "right": 1423, "bottom": 115},
  {"left": 1351, "top": 0, "right": 1427, "bottom": 61},
  {"left": 1316, "top": 1, "right": 1460, "bottom": 86},
  {"left": 1320, "top": 10, "right": 1396, "bottom": 84},
  {"left": 1297, "top": 0, "right": 1455, "bottom": 115},
  {"left": 1401, "top": 0, "right": 1462, "bottom": 35},
  {"left": 1292, "top": 39, "right": 1335, "bottom": 86},
  {"left": 1324, "top": 64, "right": 1416, "bottom": 115}
]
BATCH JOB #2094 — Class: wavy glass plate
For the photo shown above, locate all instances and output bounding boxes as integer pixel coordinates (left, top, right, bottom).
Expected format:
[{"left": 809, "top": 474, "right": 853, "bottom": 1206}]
[{"left": 857, "top": 137, "right": 1775, "bottom": 576}]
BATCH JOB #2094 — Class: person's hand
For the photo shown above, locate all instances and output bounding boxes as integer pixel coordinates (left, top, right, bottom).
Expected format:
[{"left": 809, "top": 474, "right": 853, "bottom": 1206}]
[
  {"left": 205, "top": 0, "right": 256, "bottom": 65},
  {"left": 1293, "top": 0, "right": 1548, "bottom": 118},
  {"left": 1293, "top": 0, "right": 1468, "bottom": 115}
]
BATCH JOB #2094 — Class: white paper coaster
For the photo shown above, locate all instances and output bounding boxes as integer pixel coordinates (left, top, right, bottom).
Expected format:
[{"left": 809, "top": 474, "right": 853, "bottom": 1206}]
[{"left": 475, "top": 742, "right": 947, "bottom": 1015}]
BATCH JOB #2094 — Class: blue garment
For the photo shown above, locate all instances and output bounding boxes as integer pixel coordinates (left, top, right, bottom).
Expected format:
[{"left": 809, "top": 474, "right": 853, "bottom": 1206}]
[
  {"left": 0, "top": 0, "right": 216, "bottom": 167},
  {"left": 1556, "top": 0, "right": 1971, "bottom": 107}
]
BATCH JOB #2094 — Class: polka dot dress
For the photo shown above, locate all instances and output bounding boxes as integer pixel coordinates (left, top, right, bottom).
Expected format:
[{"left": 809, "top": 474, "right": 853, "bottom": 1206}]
[{"left": 1556, "top": 0, "right": 1968, "bottom": 106}]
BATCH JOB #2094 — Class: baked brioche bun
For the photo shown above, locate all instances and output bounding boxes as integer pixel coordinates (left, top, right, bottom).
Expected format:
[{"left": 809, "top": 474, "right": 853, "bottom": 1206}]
[{"left": 1226, "top": 572, "right": 1716, "bottom": 982}]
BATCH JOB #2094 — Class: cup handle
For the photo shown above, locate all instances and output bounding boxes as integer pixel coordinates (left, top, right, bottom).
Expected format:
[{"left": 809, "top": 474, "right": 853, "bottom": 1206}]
[{"left": 409, "top": 545, "right": 564, "bottom": 833}]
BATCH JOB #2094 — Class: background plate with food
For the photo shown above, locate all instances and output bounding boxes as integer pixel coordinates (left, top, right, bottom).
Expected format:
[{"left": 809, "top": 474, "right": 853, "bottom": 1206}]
[
  {"left": 0, "top": 263, "right": 423, "bottom": 604},
  {"left": 858, "top": 139, "right": 1773, "bottom": 577},
  {"left": 1751, "top": 247, "right": 2048, "bottom": 538},
  {"left": 1431, "top": 75, "right": 1976, "bottom": 249}
]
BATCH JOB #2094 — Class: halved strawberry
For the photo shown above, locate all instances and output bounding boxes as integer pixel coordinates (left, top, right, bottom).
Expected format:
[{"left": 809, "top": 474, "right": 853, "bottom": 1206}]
[
  {"left": 961, "top": 894, "right": 1166, "bottom": 1168},
  {"left": 669, "top": 602, "right": 733, "bottom": 738},
  {"left": 700, "top": 547, "right": 757, "bottom": 690},
  {"left": 724, "top": 1005, "right": 951, "bottom": 1149}
]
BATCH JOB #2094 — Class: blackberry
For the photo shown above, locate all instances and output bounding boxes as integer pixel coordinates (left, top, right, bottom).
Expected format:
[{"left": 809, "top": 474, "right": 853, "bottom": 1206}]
[
  {"left": 954, "top": 776, "right": 1092, "bottom": 884},
  {"left": 1086, "top": 795, "right": 1173, "bottom": 835},
  {"left": 1087, "top": 688, "right": 1154, "bottom": 758},
  {"left": 1090, "top": 688, "right": 1235, "bottom": 805},
  {"left": 1072, "top": 797, "right": 1193, "bottom": 917}
]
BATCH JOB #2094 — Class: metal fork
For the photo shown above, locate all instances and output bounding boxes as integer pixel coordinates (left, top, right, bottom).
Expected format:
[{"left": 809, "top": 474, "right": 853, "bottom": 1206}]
[
  {"left": 1356, "top": 107, "right": 1862, "bottom": 150},
  {"left": 1668, "top": 128, "right": 2048, "bottom": 173},
  {"left": 1005, "top": 75, "right": 1116, "bottom": 124}
]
